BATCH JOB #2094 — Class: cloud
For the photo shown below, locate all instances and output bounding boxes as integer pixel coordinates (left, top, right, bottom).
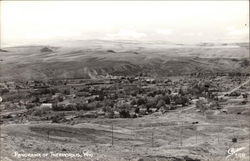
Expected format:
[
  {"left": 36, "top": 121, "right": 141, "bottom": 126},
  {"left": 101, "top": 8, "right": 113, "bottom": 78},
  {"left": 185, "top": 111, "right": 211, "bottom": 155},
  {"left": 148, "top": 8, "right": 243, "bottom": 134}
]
[
  {"left": 156, "top": 29, "right": 173, "bottom": 35},
  {"left": 227, "top": 26, "right": 249, "bottom": 36},
  {"left": 105, "top": 29, "right": 147, "bottom": 40},
  {"left": 183, "top": 32, "right": 203, "bottom": 36}
]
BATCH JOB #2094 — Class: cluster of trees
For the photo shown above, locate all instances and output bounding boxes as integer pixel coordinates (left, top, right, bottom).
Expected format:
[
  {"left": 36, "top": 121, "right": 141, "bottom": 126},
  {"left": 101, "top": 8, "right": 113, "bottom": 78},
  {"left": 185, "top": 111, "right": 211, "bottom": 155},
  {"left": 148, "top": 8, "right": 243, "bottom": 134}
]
[
  {"left": 187, "top": 81, "right": 210, "bottom": 97},
  {"left": 115, "top": 91, "right": 189, "bottom": 118},
  {"left": 0, "top": 88, "right": 9, "bottom": 95},
  {"left": 32, "top": 88, "right": 59, "bottom": 95},
  {"left": 52, "top": 101, "right": 103, "bottom": 111}
]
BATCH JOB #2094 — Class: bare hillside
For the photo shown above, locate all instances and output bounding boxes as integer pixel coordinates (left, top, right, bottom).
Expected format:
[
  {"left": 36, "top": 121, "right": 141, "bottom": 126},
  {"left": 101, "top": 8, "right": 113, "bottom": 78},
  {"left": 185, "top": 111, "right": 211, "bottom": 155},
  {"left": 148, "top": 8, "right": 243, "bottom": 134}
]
[{"left": 0, "top": 41, "right": 249, "bottom": 80}]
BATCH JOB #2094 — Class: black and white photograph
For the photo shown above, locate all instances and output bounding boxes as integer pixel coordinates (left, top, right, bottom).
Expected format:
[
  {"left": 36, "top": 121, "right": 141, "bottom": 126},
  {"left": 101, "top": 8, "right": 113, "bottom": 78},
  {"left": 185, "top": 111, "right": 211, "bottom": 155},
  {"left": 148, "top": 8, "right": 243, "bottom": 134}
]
[{"left": 0, "top": 1, "right": 249, "bottom": 161}]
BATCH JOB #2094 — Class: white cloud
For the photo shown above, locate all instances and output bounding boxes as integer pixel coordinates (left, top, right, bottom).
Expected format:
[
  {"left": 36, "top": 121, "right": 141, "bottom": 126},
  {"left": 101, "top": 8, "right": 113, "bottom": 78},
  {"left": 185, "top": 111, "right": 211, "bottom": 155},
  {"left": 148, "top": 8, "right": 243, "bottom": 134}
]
[
  {"left": 183, "top": 32, "right": 203, "bottom": 36},
  {"left": 1, "top": 1, "right": 248, "bottom": 46},
  {"left": 105, "top": 29, "right": 147, "bottom": 40},
  {"left": 227, "top": 26, "right": 249, "bottom": 36},
  {"left": 156, "top": 29, "right": 173, "bottom": 35}
]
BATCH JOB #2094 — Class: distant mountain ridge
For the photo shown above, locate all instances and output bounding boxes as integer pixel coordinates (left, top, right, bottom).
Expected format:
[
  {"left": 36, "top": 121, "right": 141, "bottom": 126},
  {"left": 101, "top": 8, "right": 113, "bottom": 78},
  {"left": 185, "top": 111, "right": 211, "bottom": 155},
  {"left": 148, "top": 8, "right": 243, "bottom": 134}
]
[{"left": 0, "top": 40, "right": 249, "bottom": 80}]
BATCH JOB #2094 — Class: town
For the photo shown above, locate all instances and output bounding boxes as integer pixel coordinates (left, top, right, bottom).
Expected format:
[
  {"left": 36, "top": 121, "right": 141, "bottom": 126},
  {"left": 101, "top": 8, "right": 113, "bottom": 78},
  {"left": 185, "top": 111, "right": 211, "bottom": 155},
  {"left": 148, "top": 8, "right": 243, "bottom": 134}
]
[{"left": 1, "top": 73, "right": 249, "bottom": 125}]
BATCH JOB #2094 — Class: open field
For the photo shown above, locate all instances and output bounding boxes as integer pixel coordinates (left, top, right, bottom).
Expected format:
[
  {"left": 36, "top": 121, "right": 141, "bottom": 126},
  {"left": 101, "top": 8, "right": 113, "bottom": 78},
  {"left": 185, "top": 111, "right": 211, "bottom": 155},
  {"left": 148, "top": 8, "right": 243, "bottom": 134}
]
[{"left": 1, "top": 102, "right": 249, "bottom": 161}]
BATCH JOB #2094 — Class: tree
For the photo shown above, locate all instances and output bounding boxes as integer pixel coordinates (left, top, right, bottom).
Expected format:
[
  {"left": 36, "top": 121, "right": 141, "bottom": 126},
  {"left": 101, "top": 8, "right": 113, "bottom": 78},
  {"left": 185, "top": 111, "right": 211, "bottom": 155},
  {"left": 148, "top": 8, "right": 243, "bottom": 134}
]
[
  {"left": 134, "top": 107, "right": 140, "bottom": 114},
  {"left": 162, "top": 95, "right": 171, "bottom": 105},
  {"left": 156, "top": 99, "right": 165, "bottom": 110},
  {"left": 117, "top": 103, "right": 131, "bottom": 118},
  {"left": 137, "top": 97, "right": 147, "bottom": 106},
  {"left": 145, "top": 98, "right": 157, "bottom": 111},
  {"left": 172, "top": 95, "right": 189, "bottom": 106},
  {"left": 76, "top": 103, "right": 89, "bottom": 111},
  {"left": 52, "top": 113, "right": 65, "bottom": 123},
  {"left": 119, "top": 110, "right": 130, "bottom": 118},
  {"left": 178, "top": 87, "right": 185, "bottom": 96},
  {"left": 196, "top": 99, "right": 208, "bottom": 115},
  {"left": 63, "top": 89, "right": 70, "bottom": 95}
]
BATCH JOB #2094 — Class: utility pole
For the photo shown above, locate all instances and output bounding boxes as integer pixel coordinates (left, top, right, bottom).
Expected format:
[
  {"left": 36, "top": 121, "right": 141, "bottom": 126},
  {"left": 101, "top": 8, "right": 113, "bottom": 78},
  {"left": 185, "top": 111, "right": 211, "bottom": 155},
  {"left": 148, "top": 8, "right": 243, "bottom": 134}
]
[{"left": 111, "top": 123, "right": 114, "bottom": 146}]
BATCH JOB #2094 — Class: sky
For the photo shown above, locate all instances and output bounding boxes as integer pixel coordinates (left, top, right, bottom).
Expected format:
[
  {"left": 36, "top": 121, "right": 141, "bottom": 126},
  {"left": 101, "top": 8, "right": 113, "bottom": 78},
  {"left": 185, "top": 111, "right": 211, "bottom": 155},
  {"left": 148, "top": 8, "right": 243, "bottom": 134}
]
[{"left": 0, "top": 1, "right": 249, "bottom": 47}]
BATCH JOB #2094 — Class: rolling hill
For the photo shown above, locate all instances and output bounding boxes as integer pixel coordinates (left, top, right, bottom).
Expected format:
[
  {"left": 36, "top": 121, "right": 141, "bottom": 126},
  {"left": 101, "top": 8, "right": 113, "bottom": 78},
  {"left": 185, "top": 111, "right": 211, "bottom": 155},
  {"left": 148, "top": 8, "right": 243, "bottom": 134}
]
[{"left": 0, "top": 40, "right": 249, "bottom": 80}]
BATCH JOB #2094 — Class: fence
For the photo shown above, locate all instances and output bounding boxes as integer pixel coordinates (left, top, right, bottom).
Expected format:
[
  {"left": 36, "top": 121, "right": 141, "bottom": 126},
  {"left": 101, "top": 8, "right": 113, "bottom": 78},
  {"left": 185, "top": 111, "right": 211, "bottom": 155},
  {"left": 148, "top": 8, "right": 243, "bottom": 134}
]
[
  {"left": 43, "top": 115, "right": 248, "bottom": 159},
  {"left": 107, "top": 122, "right": 243, "bottom": 149}
]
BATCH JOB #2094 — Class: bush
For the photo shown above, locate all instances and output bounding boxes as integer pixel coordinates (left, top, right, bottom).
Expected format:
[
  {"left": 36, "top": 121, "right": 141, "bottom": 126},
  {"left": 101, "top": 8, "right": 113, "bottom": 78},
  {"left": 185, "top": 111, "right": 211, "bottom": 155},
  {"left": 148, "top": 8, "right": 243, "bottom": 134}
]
[
  {"left": 32, "top": 107, "right": 49, "bottom": 116},
  {"left": 63, "top": 89, "right": 70, "bottom": 95},
  {"left": 188, "top": 82, "right": 206, "bottom": 97},
  {"left": 137, "top": 97, "right": 147, "bottom": 106},
  {"left": 76, "top": 103, "right": 89, "bottom": 111},
  {"left": 241, "top": 58, "right": 250, "bottom": 67},
  {"left": 102, "top": 99, "right": 114, "bottom": 108},
  {"left": 130, "top": 99, "right": 137, "bottom": 105},
  {"left": 162, "top": 95, "right": 171, "bottom": 105},
  {"left": 156, "top": 99, "right": 165, "bottom": 109},
  {"left": 134, "top": 107, "right": 140, "bottom": 114},
  {"left": 145, "top": 98, "right": 157, "bottom": 110},
  {"left": 0, "top": 88, "right": 9, "bottom": 95},
  {"left": 196, "top": 99, "right": 208, "bottom": 114},
  {"left": 87, "top": 101, "right": 101, "bottom": 110},
  {"left": 172, "top": 95, "right": 189, "bottom": 106},
  {"left": 117, "top": 103, "right": 132, "bottom": 111},
  {"left": 52, "top": 113, "right": 65, "bottom": 123},
  {"left": 119, "top": 110, "right": 130, "bottom": 118},
  {"left": 52, "top": 103, "right": 77, "bottom": 111},
  {"left": 102, "top": 106, "right": 113, "bottom": 113},
  {"left": 31, "top": 97, "right": 40, "bottom": 103},
  {"left": 26, "top": 103, "right": 36, "bottom": 109},
  {"left": 117, "top": 103, "right": 131, "bottom": 118},
  {"left": 229, "top": 91, "right": 241, "bottom": 97}
]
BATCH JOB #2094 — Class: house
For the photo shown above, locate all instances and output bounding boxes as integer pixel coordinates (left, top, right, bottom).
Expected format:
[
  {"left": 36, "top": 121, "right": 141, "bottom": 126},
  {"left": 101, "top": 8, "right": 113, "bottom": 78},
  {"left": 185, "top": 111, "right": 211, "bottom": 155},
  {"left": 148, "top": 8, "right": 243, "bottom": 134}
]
[
  {"left": 40, "top": 103, "right": 53, "bottom": 109},
  {"left": 146, "top": 78, "right": 156, "bottom": 84}
]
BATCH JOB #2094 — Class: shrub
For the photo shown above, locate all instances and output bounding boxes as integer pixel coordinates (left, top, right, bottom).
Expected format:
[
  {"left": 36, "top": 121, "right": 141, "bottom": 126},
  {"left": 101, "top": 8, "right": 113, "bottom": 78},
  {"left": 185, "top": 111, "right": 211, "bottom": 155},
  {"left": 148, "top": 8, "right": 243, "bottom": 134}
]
[
  {"left": 137, "top": 97, "right": 147, "bottom": 106},
  {"left": 241, "top": 58, "right": 249, "bottom": 67},
  {"left": 229, "top": 91, "right": 241, "bottom": 97},
  {"left": 119, "top": 110, "right": 130, "bottom": 118},
  {"left": 52, "top": 103, "right": 77, "bottom": 111},
  {"left": 32, "top": 107, "right": 49, "bottom": 116},
  {"left": 107, "top": 50, "right": 116, "bottom": 53},
  {"left": 64, "top": 104, "right": 77, "bottom": 111},
  {"left": 130, "top": 99, "right": 137, "bottom": 105},
  {"left": 106, "top": 111, "right": 114, "bottom": 118},
  {"left": 145, "top": 98, "right": 157, "bottom": 110},
  {"left": 31, "top": 97, "right": 40, "bottom": 103},
  {"left": 87, "top": 101, "right": 101, "bottom": 110},
  {"left": 63, "top": 89, "right": 70, "bottom": 95},
  {"left": 102, "top": 99, "right": 114, "bottom": 108},
  {"left": 117, "top": 103, "right": 131, "bottom": 118},
  {"left": 77, "top": 103, "right": 90, "bottom": 111},
  {"left": 134, "top": 107, "right": 140, "bottom": 114},
  {"left": 131, "top": 91, "right": 137, "bottom": 97},
  {"left": 156, "top": 99, "right": 165, "bottom": 110},
  {"left": 172, "top": 95, "right": 189, "bottom": 106},
  {"left": 196, "top": 99, "right": 208, "bottom": 114},
  {"left": 0, "top": 88, "right": 9, "bottom": 95},
  {"left": 51, "top": 113, "right": 65, "bottom": 123},
  {"left": 162, "top": 95, "right": 171, "bottom": 105},
  {"left": 26, "top": 103, "right": 36, "bottom": 109},
  {"left": 102, "top": 106, "right": 113, "bottom": 113}
]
